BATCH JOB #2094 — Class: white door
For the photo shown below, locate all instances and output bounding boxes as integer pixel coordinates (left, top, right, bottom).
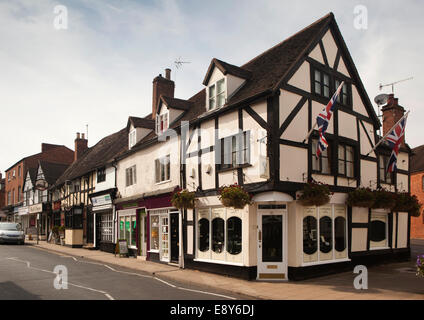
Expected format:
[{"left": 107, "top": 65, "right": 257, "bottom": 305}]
[{"left": 257, "top": 206, "right": 288, "bottom": 280}]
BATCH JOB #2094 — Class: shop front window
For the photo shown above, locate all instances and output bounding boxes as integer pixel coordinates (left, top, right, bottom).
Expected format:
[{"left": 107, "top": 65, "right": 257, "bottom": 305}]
[
  {"left": 100, "top": 213, "right": 113, "bottom": 242},
  {"left": 212, "top": 218, "right": 225, "bottom": 253},
  {"left": 131, "top": 216, "right": 136, "bottom": 247},
  {"left": 226, "top": 217, "right": 242, "bottom": 255},
  {"left": 303, "top": 216, "right": 317, "bottom": 255},
  {"left": 150, "top": 215, "right": 159, "bottom": 251},
  {"left": 198, "top": 218, "right": 209, "bottom": 252},
  {"left": 319, "top": 216, "right": 333, "bottom": 254},
  {"left": 161, "top": 216, "right": 169, "bottom": 260},
  {"left": 334, "top": 216, "right": 346, "bottom": 252}
]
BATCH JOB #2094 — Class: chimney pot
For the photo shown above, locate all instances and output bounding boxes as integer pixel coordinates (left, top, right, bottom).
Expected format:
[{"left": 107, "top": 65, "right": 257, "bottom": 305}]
[
  {"left": 76, "top": 132, "right": 80, "bottom": 139},
  {"left": 165, "top": 68, "right": 171, "bottom": 80},
  {"left": 82, "top": 133, "right": 85, "bottom": 139},
  {"left": 74, "top": 132, "right": 88, "bottom": 162}
]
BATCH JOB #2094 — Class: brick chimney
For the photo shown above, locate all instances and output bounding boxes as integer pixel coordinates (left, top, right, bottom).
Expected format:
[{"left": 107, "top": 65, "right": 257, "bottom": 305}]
[
  {"left": 152, "top": 69, "right": 174, "bottom": 119},
  {"left": 382, "top": 94, "right": 406, "bottom": 146},
  {"left": 74, "top": 132, "right": 88, "bottom": 162},
  {"left": 41, "top": 143, "right": 58, "bottom": 153}
]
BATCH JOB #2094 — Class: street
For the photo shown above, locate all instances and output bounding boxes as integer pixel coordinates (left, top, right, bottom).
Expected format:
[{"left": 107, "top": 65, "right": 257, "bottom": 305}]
[{"left": 0, "top": 244, "right": 252, "bottom": 300}]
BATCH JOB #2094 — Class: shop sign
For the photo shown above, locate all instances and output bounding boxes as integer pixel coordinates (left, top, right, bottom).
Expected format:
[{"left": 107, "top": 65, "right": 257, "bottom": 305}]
[
  {"left": 122, "top": 202, "right": 138, "bottom": 209},
  {"left": 91, "top": 194, "right": 112, "bottom": 212},
  {"left": 29, "top": 203, "right": 43, "bottom": 214},
  {"left": 35, "top": 179, "right": 49, "bottom": 191},
  {"left": 17, "top": 207, "right": 29, "bottom": 216}
]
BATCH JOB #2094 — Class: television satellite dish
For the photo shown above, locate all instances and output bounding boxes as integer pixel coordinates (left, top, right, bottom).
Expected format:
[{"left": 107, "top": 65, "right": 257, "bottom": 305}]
[{"left": 374, "top": 93, "right": 389, "bottom": 106}]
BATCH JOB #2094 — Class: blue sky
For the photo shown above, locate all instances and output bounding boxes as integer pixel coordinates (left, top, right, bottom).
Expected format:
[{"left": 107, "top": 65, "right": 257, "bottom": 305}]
[{"left": 0, "top": 0, "right": 423, "bottom": 173}]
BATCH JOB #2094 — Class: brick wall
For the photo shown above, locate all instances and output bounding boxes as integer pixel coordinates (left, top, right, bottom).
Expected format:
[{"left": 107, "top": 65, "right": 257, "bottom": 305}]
[{"left": 411, "top": 172, "right": 424, "bottom": 239}]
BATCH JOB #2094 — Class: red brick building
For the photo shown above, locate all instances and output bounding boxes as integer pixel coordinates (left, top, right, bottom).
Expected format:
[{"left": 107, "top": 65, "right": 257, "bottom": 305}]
[
  {"left": 2, "top": 143, "right": 74, "bottom": 220},
  {"left": 0, "top": 174, "right": 5, "bottom": 221},
  {"left": 411, "top": 145, "right": 424, "bottom": 239}
]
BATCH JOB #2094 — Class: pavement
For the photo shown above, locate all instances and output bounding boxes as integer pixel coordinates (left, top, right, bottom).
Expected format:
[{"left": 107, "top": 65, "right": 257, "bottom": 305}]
[{"left": 22, "top": 239, "right": 424, "bottom": 300}]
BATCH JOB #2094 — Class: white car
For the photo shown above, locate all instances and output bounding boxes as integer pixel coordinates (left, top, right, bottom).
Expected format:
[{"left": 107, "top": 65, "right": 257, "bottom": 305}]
[{"left": 0, "top": 222, "right": 25, "bottom": 245}]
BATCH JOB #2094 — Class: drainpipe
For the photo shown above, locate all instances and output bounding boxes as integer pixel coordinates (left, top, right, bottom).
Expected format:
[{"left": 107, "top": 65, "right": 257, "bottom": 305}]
[{"left": 112, "top": 161, "right": 118, "bottom": 244}]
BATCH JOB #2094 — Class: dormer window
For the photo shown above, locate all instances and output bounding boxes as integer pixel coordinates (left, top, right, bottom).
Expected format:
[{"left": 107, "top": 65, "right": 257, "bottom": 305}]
[
  {"left": 208, "top": 78, "right": 226, "bottom": 111},
  {"left": 129, "top": 130, "right": 136, "bottom": 149},
  {"left": 156, "top": 112, "right": 169, "bottom": 134}
]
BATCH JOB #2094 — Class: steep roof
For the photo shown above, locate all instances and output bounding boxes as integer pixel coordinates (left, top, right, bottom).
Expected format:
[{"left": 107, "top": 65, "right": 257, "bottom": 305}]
[
  {"left": 127, "top": 116, "right": 155, "bottom": 130},
  {"left": 55, "top": 128, "right": 128, "bottom": 186},
  {"left": 411, "top": 145, "right": 424, "bottom": 173},
  {"left": 203, "top": 58, "right": 252, "bottom": 85},
  {"left": 38, "top": 161, "right": 70, "bottom": 185},
  {"left": 159, "top": 96, "right": 194, "bottom": 111}
]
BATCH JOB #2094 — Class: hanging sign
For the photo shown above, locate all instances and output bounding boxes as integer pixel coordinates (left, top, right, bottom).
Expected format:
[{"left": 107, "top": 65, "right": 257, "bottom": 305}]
[{"left": 35, "top": 179, "right": 49, "bottom": 191}]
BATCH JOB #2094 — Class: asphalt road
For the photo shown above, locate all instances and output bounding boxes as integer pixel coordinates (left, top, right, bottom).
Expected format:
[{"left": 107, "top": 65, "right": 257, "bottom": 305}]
[{"left": 0, "top": 244, "right": 252, "bottom": 300}]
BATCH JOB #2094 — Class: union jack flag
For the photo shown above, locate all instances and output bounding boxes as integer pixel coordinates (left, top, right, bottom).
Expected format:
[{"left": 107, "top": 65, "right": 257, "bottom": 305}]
[
  {"left": 386, "top": 115, "right": 408, "bottom": 173},
  {"left": 316, "top": 81, "right": 344, "bottom": 157}
]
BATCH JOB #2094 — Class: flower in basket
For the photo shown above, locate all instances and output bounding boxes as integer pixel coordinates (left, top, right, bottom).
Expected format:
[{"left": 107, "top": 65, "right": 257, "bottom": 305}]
[
  {"left": 372, "top": 188, "right": 396, "bottom": 209},
  {"left": 218, "top": 183, "right": 253, "bottom": 209},
  {"left": 417, "top": 255, "right": 424, "bottom": 278},
  {"left": 347, "top": 187, "right": 375, "bottom": 208},
  {"left": 393, "top": 192, "right": 422, "bottom": 217},
  {"left": 298, "top": 180, "right": 331, "bottom": 207},
  {"left": 171, "top": 188, "right": 195, "bottom": 209}
]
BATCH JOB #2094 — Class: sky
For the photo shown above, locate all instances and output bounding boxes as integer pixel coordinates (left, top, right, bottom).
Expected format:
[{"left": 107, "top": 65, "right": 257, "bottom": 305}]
[{"left": 0, "top": 0, "right": 423, "bottom": 173}]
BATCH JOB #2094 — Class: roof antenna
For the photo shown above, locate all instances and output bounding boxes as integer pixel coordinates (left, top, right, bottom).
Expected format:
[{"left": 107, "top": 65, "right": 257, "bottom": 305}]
[
  {"left": 173, "top": 57, "right": 191, "bottom": 92},
  {"left": 379, "top": 76, "right": 413, "bottom": 93}
]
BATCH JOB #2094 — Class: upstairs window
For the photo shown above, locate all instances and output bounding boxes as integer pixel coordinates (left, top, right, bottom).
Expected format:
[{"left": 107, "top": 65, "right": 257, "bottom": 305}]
[
  {"left": 97, "top": 167, "right": 106, "bottom": 183},
  {"left": 18, "top": 166, "right": 21, "bottom": 177},
  {"left": 311, "top": 138, "right": 332, "bottom": 175},
  {"left": 156, "top": 112, "right": 169, "bottom": 135},
  {"left": 129, "top": 130, "right": 136, "bottom": 149},
  {"left": 218, "top": 131, "right": 251, "bottom": 170},
  {"left": 379, "top": 155, "right": 394, "bottom": 184},
  {"left": 313, "top": 69, "right": 330, "bottom": 98},
  {"left": 125, "top": 165, "right": 137, "bottom": 187},
  {"left": 338, "top": 144, "right": 355, "bottom": 178},
  {"left": 155, "top": 155, "right": 171, "bottom": 183},
  {"left": 335, "top": 79, "right": 350, "bottom": 106},
  {"left": 208, "top": 78, "right": 226, "bottom": 111}
]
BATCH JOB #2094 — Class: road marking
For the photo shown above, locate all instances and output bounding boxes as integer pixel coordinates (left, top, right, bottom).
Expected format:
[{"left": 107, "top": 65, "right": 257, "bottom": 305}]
[
  {"left": 29, "top": 247, "right": 238, "bottom": 300},
  {"left": 5, "top": 257, "right": 114, "bottom": 300}
]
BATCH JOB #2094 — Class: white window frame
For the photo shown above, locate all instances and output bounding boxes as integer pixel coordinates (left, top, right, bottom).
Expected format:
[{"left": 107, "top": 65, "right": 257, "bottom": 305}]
[
  {"left": 369, "top": 212, "right": 389, "bottom": 250},
  {"left": 155, "top": 155, "right": 171, "bottom": 184},
  {"left": 125, "top": 165, "right": 137, "bottom": 187},
  {"left": 148, "top": 209, "right": 172, "bottom": 263},
  {"left": 129, "top": 129, "right": 136, "bottom": 149},
  {"left": 100, "top": 212, "right": 113, "bottom": 243},
  {"left": 302, "top": 204, "right": 350, "bottom": 267},
  {"left": 207, "top": 78, "right": 226, "bottom": 111},
  {"left": 118, "top": 212, "right": 137, "bottom": 249},
  {"left": 156, "top": 110, "right": 169, "bottom": 135},
  {"left": 194, "top": 207, "right": 244, "bottom": 266}
]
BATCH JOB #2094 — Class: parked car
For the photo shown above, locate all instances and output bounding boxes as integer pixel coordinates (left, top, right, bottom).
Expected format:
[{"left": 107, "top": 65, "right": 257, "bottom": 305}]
[{"left": 0, "top": 222, "right": 25, "bottom": 245}]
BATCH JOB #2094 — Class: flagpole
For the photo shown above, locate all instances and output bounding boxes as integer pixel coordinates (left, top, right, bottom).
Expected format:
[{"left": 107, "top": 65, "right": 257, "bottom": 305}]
[
  {"left": 302, "top": 81, "right": 344, "bottom": 144},
  {"left": 365, "top": 110, "right": 409, "bottom": 157}
]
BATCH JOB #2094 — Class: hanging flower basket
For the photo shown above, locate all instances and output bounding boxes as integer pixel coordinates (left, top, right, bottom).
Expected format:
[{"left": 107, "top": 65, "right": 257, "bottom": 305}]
[
  {"left": 393, "top": 193, "right": 421, "bottom": 217},
  {"left": 171, "top": 189, "right": 195, "bottom": 209},
  {"left": 372, "top": 189, "right": 396, "bottom": 209},
  {"left": 347, "top": 187, "right": 375, "bottom": 208},
  {"left": 298, "top": 181, "right": 331, "bottom": 207},
  {"left": 218, "top": 184, "right": 252, "bottom": 209}
]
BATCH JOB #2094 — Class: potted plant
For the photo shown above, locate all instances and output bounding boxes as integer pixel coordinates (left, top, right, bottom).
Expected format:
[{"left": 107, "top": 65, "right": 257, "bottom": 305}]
[
  {"left": 298, "top": 181, "right": 331, "bottom": 207},
  {"left": 218, "top": 183, "right": 252, "bottom": 209},
  {"left": 171, "top": 189, "right": 195, "bottom": 209},
  {"left": 372, "top": 188, "right": 396, "bottom": 210},
  {"left": 417, "top": 255, "right": 424, "bottom": 278},
  {"left": 347, "top": 187, "right": 375, "bottom": 208},
  {"left": 393, "top": 192, "right": 422, "bottom": 217}
]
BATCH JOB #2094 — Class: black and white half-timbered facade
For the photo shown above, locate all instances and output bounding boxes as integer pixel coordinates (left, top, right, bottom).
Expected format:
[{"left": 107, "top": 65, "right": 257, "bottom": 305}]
[{"left": 174, "top": 13, "right": 411, "bottom": 280}]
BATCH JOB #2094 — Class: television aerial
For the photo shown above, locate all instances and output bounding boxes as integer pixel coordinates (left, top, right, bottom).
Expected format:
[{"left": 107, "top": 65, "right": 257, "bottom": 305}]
[
  {"left": 174, "top": 57, "right": 191, "bottom": 69},
  {"left": 379, "top": 77, "right": 413, "bottom": 93}
]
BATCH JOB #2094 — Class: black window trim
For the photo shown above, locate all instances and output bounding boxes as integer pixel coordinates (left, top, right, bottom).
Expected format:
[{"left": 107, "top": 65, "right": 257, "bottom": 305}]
[
  {"left": 311, "top": 136, "right": 333, "bottom": 176},
  {"left": 337, "top": 142, "right": 356, "bottom": 179},
  {"left": 378, "top": 153, "right": 395, "bottom": 185},
  {"left": 217, "top": 130, "right": 251, "bottom": 172}
]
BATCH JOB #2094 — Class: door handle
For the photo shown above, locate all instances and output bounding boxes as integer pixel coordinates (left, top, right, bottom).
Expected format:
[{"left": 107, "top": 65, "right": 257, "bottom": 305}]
[{"left": 258, "top": 230, "right": 262, "bottom": 241}]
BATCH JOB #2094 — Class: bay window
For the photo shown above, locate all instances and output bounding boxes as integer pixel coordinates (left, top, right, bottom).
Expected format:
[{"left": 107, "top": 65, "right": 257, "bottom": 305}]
[
  {"left": 303, "top": 205, "right": 348, "bottom": 264},
  {"left": 196, "top": 207, "right": 243, "bottom": 264}
]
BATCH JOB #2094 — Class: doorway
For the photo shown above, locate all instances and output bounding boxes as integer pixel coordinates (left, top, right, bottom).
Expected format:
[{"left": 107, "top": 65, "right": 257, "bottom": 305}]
[
  {"left": 170, "top": 212, "right": 179, "bottom": 263},
  {"left": 257, "top": 205, "right": 288, "bottom": 280}
]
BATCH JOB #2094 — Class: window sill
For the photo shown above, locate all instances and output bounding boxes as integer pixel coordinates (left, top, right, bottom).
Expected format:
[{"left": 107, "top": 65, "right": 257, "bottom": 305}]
[
  {"left": 217, "top": 164, "right": 252, "bottom": 174},
  {"left": 155, "top": 180, "right": 172, "bottom": 186},
  {"left": 301, "top": 257, "right": 350, "bottom": 267},
  {"left": 148, "top": 250, "right": 159, "bottom": 253},
  {"left": 369, "top": 246, "right": 390, "bottom": 251},
  {"left": 194, "top": 258, "right": 244, "bottom": 267}
]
